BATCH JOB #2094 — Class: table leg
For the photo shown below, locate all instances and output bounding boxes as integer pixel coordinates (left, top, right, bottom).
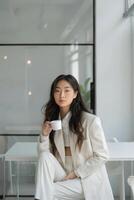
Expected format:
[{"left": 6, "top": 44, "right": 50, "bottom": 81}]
[
  {"left": 3, "top": 159, "right": 6, "bottom": 200},
  {"left": 16, "top": 162, "right": 20, "bottom": 200},
  {"left": 9, "top": 161, "right": 13, "bottom": 194},
  {"left": 130, "top": 161, "right": 134, "bottom": 200},
  {"left": 119, "top": 161, "right": 125, "bottom": 200}
]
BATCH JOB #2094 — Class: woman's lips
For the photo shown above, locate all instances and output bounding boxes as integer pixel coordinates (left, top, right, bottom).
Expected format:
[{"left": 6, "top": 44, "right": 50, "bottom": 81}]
[{"left": 59, "top": 100, "right": 66, "bottom": 103}]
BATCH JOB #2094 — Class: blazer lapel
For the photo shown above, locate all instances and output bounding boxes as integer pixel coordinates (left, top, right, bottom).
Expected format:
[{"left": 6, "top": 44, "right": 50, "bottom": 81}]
[{"left": 54, "top": 130, "right": 65, "bottom": 165}]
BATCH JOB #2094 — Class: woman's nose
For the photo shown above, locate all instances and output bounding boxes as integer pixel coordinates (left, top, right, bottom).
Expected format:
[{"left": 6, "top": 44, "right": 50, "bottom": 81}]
[{"left": 60, "top": 91, "right": 65, "bottom": 97}]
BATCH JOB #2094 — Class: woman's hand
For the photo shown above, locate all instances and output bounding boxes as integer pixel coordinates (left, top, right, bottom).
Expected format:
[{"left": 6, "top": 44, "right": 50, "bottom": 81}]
[
  {"left": 42, "top": 121, "right": 52, "bottom": 136},
  {"left": 63, "top": 171, "right": 77, "bottom": 180}
]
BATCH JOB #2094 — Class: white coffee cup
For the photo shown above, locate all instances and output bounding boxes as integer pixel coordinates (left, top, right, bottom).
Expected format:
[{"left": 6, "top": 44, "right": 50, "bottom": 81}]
[{"left": 50, "top": 120, "right": 62, "bottom": 131}]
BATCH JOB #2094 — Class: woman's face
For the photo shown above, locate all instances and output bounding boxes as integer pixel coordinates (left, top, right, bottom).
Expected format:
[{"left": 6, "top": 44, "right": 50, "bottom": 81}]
[{"left": 54, "top": 80, "right": 77, "bottom": 111}]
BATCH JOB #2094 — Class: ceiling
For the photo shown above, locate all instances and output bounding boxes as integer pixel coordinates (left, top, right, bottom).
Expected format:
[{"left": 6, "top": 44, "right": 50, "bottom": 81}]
[{"left": 0, "top": 0, "right": 93, "bottom": 43}]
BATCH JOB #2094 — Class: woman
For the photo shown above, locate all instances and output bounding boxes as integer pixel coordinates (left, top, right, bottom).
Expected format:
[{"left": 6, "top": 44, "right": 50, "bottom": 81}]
[{"left": 35, "top": 74, "right": 114, "bottom": 200}]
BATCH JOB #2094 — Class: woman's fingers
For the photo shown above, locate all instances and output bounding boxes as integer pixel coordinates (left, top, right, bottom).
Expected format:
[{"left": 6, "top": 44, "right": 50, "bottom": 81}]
[
  {"left": 42, "top": 121, "right": 52, "bottom": 136},
  {"left": 62, "top": 171, "right": 77, "bottom": 180}
]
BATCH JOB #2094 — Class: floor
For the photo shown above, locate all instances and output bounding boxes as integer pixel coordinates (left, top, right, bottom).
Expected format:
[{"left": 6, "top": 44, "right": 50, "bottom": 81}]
[
  {"left": 1, "top": 180, "right": 132, "bottom": 200},
  {"left": 1, "top": 197, "right": 132, "bottom": 200},
  {"left": 2, "top": 199, "right": 34, "bottom": 200}
]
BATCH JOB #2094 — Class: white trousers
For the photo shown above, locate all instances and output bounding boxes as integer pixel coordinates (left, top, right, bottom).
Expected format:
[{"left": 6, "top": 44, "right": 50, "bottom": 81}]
[{"left": 35, "top": 152, "right": 84, "bottom": 200}]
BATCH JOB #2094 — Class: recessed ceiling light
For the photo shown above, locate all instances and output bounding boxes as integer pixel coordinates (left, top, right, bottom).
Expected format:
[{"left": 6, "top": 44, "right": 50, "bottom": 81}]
[
  {"left": 4, "top": 56, "right": 7, "bottom": 60},
  {"left": 28, "top": 91, "right": 32, "bottom": 96},
  {"left": 27, "top": 60, "right": 31, "bottom": 64},
  {"left": 43, "top": 23, "right": 48, "bottom": 29}
]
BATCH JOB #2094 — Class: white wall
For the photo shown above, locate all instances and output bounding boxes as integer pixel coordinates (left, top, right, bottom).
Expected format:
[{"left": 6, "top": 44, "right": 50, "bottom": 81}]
[
  {"left": 96, "top": 0, "right": 134, "bottom": 197},
  {"left": 96, "top": 0, "right": 133, "bottom": 141}
]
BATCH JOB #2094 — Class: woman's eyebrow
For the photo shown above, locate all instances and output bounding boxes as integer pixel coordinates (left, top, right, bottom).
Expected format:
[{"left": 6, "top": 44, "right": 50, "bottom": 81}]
[
  {"left": 56, "top": 86, "right": 71, "bottom": 89},
  {"left": 64, "top": 86, "right": 71, "bottom": 88}
]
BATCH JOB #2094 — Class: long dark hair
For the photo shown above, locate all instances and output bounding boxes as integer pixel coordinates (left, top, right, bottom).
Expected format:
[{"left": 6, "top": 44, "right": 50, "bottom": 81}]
[{"left": 42, "top": 74, "right": 90, "bottom": 154}]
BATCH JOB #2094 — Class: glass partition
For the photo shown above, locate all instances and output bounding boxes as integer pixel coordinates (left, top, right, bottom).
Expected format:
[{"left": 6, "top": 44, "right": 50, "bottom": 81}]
[
  {"left": 0, "top": 0, "right": 95, "bottom": 197},
  {"left": 0, "top": 0, "right": 93, "bottom": 44},
  {"left": 0, "top": 44, "right": 94, "bottom": 196},
  {"left": 0, "top": 45, "right": 93, "bottom": 136}
]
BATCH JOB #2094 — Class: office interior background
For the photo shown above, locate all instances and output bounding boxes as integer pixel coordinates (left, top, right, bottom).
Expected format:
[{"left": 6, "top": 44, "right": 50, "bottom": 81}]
[{"left": 0, "top": 0, "right": 134, "bottom": 199}]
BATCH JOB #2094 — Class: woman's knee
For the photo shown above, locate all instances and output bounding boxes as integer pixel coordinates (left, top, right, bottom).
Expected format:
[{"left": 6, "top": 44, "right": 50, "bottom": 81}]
[
  {"left": 39, "top": 151, "right": 51, "bottom": 158},
  {"left": 38, "top": 151, "right": 54, "bottom": 162}
]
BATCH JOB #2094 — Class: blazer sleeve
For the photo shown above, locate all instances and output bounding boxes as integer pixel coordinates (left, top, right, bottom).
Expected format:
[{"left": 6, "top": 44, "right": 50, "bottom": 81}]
[
  {"left": 37, "top": 134, "right": 51, "bottom": 155},
  {"left": 74, "top": 117, "right": 109, "bottom": 179}
]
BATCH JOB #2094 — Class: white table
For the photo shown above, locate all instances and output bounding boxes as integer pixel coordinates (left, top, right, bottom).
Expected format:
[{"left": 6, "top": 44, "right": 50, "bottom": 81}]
[
  {"left": 108, "top": 142, "right": 134, "bottom": 161},
  {"left": 4, "top": 142, "right": 37, "bottom": 161},
  {"left": 3, "top": 142, "right": 37, "bottom": 200},
  {"left": 108, "top": 142, "right": 134, "bottom": 200},
  {"left": 3, "top": 142, "right": 134, "bottom": 200}
]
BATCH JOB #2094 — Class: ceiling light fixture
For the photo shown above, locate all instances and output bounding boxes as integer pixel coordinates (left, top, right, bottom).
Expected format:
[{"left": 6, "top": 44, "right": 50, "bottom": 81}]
[
  {"left": 27, "top": 60, "right": 31, "bottom": 64},
  {"left": 43, "top": 23, "right": 48, "bottom": 29},
  {"left": 28, "top": 91, "right": 32, "bottom": 96},
  {"left": 4, "top": 56, "right": 7, "bottom": 60}
]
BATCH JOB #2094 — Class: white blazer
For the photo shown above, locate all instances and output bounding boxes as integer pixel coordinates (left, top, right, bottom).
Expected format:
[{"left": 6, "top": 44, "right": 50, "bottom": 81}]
[{"left": 38, "top": 112, "right": 114, "bottom": 200}]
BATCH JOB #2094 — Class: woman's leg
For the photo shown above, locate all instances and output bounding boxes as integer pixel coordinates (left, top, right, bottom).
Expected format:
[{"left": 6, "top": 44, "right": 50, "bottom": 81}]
[
  {"left": 54, "top": 178, "right": 84, "bottom": 200},
  {"left": 35, "top": 152, "right": 66, "bottom": 200}
]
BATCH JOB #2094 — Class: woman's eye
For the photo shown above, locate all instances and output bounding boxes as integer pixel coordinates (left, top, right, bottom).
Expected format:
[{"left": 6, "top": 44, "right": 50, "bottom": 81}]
[
  {"left": 55, "top": 90, "right": 60, "bottom": 93},
  {"left": 65, "top": 90, "right": 70, "bottom": 92}
]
